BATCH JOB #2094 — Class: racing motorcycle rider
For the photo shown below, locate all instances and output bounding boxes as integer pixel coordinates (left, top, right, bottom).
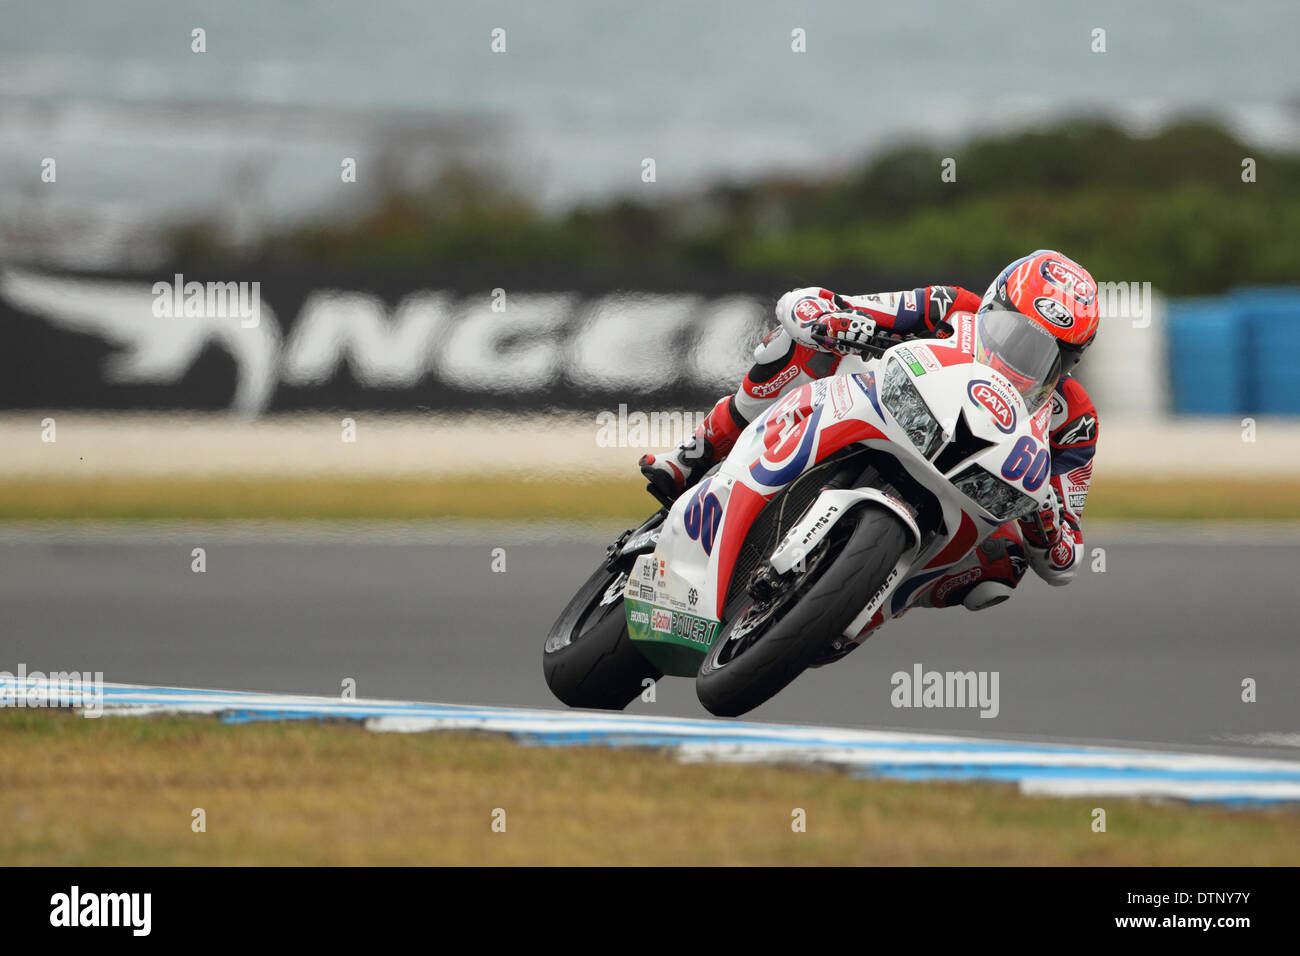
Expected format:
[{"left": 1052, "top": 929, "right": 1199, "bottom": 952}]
[{"left": 639, "top": 249, "right": 1100, "bottom": 619}]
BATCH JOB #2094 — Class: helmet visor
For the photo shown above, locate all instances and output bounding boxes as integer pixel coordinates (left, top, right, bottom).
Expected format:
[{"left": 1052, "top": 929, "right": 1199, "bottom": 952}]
[{"left": 974, "top": 308, "right": 1062, "bottom": 412}]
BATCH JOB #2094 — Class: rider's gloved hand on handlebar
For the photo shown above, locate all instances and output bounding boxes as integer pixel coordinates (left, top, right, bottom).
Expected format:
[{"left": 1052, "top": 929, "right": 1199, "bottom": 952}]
[
  {"left": 1018, "top": 487, "right": 1064, "bottom": 549},
  {"left": 817, "top": 312, "right": 878, "bottom": 355}
]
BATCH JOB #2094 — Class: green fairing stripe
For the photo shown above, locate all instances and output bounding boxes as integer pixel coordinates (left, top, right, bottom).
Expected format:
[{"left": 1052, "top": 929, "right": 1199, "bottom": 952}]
[
  {"left": 626, "top": 596, "right": 720, "bottom": 649},
  {"left": 625, "top": 595, "right": 721, "bottom": 677}
]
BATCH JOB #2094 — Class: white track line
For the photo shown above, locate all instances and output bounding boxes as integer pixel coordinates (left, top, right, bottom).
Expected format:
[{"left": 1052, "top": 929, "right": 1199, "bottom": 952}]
[{"left": 5, "top": 678, "right": 1299, "bottom": 805}]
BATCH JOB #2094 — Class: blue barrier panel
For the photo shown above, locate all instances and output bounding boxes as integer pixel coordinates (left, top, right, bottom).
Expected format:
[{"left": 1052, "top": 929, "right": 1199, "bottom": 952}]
[
  {"left": 1166, "top": 301, "right": 1244, "bottom": 414},
  {"left": 1238, "top": 297, "right": 1300, "bottom": 415},
  {"left": 1167, "top": 288, "right": 1300, "bottom": 415},
  {"left": 1228, "top": 286, "right": 1300, "bottom": 304}
]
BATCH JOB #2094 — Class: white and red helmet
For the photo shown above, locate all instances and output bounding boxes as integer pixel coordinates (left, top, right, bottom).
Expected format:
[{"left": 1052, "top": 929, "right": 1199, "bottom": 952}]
[{"left": 979, "top": 249, "right": 1100, "bottom": 374}]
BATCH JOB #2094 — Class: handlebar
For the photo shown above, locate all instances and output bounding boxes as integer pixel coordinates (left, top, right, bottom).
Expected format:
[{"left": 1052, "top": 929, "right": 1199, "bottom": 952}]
[
  {"left": 809, "top": 323, "right": 900, "bottom": 359},
  {"left": 809, "top": 317, "right": 955, "bottom": 360}
]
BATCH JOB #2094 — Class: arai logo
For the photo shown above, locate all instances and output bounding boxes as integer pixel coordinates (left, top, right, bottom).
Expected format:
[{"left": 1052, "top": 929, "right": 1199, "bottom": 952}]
[
  {"left": 967, "top": 379, "right": 1016, "bottom": 433},
  {"left": 1033, "top": 295, "right": 1073, "bottom": 328}
]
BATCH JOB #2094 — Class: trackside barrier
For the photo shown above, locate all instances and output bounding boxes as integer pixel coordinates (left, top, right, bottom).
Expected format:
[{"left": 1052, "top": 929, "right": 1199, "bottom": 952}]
[{"left": 1167, "top": 287, "right": 1300, "bottom": 415}]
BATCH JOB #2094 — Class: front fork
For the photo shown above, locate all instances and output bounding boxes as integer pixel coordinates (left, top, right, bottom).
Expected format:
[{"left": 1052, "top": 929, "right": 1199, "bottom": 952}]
[{"left": 604, "top": 509, "right": 668, "bottom": 572}]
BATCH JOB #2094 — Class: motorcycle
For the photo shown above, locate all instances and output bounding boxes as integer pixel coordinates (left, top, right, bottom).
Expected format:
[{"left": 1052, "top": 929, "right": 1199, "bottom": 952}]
[{"left": 543, "top": 309, "right": 1056, "bottom": 716}]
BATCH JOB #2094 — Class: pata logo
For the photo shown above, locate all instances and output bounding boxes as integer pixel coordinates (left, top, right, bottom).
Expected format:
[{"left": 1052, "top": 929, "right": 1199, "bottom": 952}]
[{"left": 968, "top": 380, "right": 1015, "bottom": 433}]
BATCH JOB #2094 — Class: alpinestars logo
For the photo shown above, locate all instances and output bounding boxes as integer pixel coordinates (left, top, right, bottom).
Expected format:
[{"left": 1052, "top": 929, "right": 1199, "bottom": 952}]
[
  {"left": 746, "top": 363, "right": 799, "bottom": 399},
  {"left": 1008, "top": 552, "right": 1028, "bottom": 579},
  {"left": 1058, "top": 414, "right": 1097, "bottom": 446},
  {"left": 927, "top": 286, "right": 955, "bottom": 324}
]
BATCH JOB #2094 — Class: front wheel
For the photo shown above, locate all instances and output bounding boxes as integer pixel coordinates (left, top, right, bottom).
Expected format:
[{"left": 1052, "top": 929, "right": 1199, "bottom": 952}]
[
  {"left": 696, "top": 505, "right": 910, "bottom": 717},
  {"left": 543, "top": 548, "right": 662, "bottom": 711}
]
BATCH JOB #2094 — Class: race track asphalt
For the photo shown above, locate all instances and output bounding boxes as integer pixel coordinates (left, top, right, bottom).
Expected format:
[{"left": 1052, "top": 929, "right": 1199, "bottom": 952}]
[{"left": 1, "top": 521, "right": 1297, "bottom": 758}]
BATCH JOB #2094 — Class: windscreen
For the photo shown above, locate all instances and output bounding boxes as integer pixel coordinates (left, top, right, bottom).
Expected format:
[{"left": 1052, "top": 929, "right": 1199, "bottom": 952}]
[{"left": 973, "top": 308, "right": 1063, "bottom": 411}]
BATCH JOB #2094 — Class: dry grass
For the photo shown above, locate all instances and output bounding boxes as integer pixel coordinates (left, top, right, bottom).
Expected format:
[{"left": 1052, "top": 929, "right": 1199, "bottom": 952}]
[
  {"left": 1, "top": 710, "right": 1296, "bottom": 866},
  {"left": 0, "top": 474, "right": 1297, "bottom": 523}
]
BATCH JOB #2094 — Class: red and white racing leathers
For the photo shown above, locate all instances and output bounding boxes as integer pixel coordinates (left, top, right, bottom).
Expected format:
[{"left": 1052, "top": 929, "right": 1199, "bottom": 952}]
[{"left": 732, "top": 284, "right": 1098, "bottom": 605}]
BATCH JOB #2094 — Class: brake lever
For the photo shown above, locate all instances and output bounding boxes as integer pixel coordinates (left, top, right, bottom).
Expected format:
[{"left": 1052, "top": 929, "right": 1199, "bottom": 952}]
[
  {"left": 1029, "top": 488, "right": 1062, "bottom": 544},
  {"left": 1031, "top": 509, "right": 1049, "bottom": 544},
  {"left": 810, "top": 325, "right": 890, "bottom": 358}
]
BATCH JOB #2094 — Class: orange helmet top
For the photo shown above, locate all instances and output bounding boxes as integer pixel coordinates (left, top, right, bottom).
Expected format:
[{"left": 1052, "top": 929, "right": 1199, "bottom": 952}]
[{"left": 980, "top": 250, "right": 1099, "bottom": 373}]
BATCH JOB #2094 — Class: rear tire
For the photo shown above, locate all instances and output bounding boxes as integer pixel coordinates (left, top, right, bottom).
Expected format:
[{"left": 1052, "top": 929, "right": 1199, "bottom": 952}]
[
  {"left": 696, "top": 505, "right": 909, "bottom": 717},
  {"left": 543, "top": 560, "right": 662, "bottom": 710}
]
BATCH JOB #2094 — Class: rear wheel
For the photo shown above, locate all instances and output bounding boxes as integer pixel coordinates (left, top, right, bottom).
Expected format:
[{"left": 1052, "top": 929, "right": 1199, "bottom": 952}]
[
  {"left": 696, "top": 505, "right": 909, "bottom": 717},
  {"left": 543, "top": 547, "right": 662, "bottom": 711}
]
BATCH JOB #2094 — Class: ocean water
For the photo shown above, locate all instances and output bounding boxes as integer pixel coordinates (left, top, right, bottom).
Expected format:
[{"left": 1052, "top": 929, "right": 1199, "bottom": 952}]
[{"left": 1, "top": 0, "right": 1297, "bottom": 250}]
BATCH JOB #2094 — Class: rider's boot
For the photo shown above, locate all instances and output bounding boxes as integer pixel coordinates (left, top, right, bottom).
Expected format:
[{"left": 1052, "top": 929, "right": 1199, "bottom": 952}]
[
  {"left": 639, "top": 395, "right": 747, "bottom": 502},
  {"left": 924, "top": 525, "right": 1029, "bottom": 610}
]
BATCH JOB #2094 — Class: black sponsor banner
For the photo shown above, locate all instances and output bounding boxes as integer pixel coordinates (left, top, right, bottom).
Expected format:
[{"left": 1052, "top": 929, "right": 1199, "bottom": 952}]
[{"left": 0, "top": 263, "right": 976, "bottom": 414}]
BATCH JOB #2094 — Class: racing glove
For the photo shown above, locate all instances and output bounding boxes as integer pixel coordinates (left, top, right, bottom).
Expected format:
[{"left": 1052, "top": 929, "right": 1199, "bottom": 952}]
[
  {"left": 817, "top": 312, "right": 878, "bottom": 355},
  {"left": 1018, "top": 486, "right": 1064, "bottom": 549}
]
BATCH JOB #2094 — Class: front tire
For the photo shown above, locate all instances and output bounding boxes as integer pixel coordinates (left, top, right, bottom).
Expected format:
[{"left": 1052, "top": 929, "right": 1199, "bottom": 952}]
[
  {"left": 543, "top": 559, "right": 662, "bottom": 710},
  {"left": 696, "top": 505, "right": 909, "bottom": 717}
]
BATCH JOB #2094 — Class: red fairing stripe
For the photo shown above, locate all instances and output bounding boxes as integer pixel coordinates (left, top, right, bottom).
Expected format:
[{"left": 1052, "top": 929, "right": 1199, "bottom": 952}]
[
  {"left": 924, "top": 511, "right": 978, "bottom": 570},
  {"left": 816, "top": 418, "right": 886, "bottom": 455},
  {"left": 926, "top": 347, "right": 974, "bottom": 369},
  {"left": 712, "top": 482, "right": 773, "bottom": 617},
  {"left": 710, "top": 411, "right": 888, "bottom": 616}
]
